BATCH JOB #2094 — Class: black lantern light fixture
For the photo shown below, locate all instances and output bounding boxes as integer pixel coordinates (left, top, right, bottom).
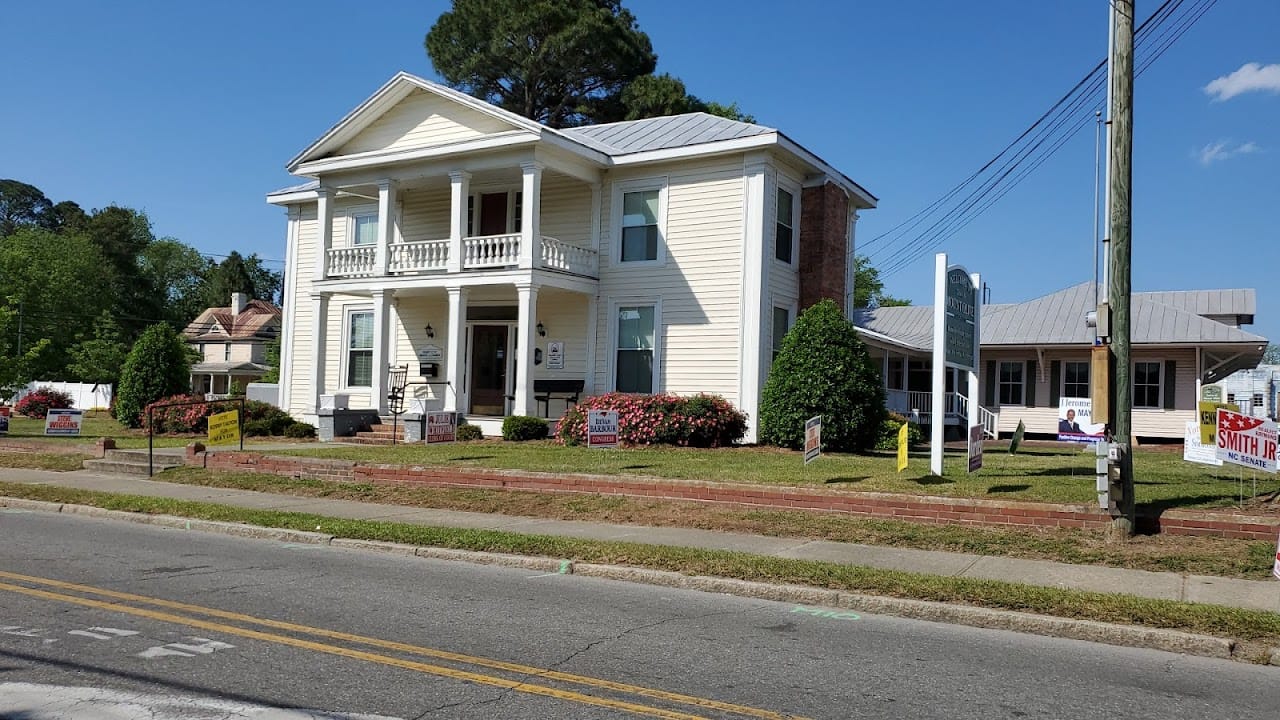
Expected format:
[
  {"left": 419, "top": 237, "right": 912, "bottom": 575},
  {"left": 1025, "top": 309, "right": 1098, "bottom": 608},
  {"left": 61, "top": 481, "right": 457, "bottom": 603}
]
[
  {"left": 536, "top": 321, "right": 546, "bottom": 337},
  {"left": 425, "top": 324, "right": 435, "bottom": 338}
]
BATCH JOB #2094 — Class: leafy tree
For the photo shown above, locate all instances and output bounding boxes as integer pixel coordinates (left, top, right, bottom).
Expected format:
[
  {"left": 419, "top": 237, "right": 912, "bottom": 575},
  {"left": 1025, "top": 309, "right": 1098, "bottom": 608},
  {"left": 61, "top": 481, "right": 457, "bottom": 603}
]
[
  {"left": 852, "top": 254, "right": 910, "bottom": 309},
  {"left": 114, "top": 323, "right": 193, "bottom": 427},
  {"left": 67, "top": 312, "right": 129, "bottom": 386},
  {"left": 620, "top": 73, "right": 755, "bottom": 122},
  {"left": 258, "top": 335, "right": 282, "bottom": 384},
  {"left": 0, "top": 179, "right": 54, "bottom": 237},
  {"left": 47, "top": 201, "right": 89, "bottom": 233},
  {"left": 426, "top": 0, "right": 657, "bottom": 127},
  {"left": 139, "top": 238, "right": 213, "bottom": 328},
  {"left": 200, "top": 251, "right": 282, "bottom": 307},
  {"left": 758, "top": 299, "right": 886, "bottom": 452},
  {"left": 1263, "top": 343, "right": 1280, "bottom": 365}
]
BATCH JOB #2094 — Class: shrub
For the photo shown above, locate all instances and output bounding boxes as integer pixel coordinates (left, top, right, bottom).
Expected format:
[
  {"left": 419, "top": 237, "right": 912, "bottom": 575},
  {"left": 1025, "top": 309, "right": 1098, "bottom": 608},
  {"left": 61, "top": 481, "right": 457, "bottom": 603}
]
[
  {"left": 502, "top": 415, "right": 549, "bottom": 441},
  {"left": 874, "top": 412, "right": 925, "bottom": 451},
  {"left": 243, "top": 419, "right": 272, "bottom": 437},
  {"left": 284, "top": 422, "right": 317, "bottom": 439},
  {"left": 556, "top": 392, "right": 747, "bottom": 448},
  {"left": 15, "top": 387, "right": 74, "bottom": 418},
  {"left": 456, "top": 424, "right": 483, "bottom": 441},
  {"left": 143, "top": 393, "right": 232, "bottom": 434},
  {"left": 115, "top": 323, "right": 193, "bottom": 428},
  {"left": 759, "top": 299, "right": 887, "bottom": 452}
]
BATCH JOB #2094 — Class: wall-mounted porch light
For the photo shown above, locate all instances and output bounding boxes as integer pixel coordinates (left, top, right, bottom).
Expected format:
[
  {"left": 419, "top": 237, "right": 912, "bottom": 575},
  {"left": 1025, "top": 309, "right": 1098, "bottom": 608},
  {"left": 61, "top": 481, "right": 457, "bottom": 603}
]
[
  {"left": 536, "top": 322, "right": 546, "bottom": 337},
  {"left": 425, "top": 324, "right": 435, "bottom": 338}
]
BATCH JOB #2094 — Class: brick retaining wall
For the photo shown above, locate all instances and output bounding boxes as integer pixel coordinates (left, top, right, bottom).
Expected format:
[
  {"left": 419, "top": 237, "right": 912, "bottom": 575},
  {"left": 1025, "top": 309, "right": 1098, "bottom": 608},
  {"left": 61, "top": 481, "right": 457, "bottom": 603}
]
[{"left": 186, "top": 449, "right": 1280, "bottom": 541}]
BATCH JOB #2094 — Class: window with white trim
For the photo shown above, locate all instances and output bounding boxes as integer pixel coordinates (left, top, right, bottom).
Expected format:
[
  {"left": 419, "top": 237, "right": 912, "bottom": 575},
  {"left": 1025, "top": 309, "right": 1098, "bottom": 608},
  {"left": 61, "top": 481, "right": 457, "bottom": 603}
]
[
  {"left": 1063, "top": 360, "right": 1089, "bottom": 398},
  {"left": 775, "top": 187, "right": 795, "bottom": 263},
  {"left": 223, "top": 343, "right": 231, "bottom": 362},
  {"left": 1133, "top": 361, "right": 1161, "bottom": 408},
  {"left": 346, "top": 310, "right": 374, "bottom": 387},
  {"left": 351, "top": 212, "right": 378, "bottom": 246},
  {"left": 620, "top": 189, "right": 660, "bottom": 262},
  {"left": 998, "top": 361, "right": 1024, "bottom": 406},
  {"left": 615, "top": 305, "right": 655, "bottom": 393},
  {"left": 771, "top": 307, "right": 790, "bottom": 364},
  {"left": 1253, "top": 393, "right": 1265, "bottom": 411}
]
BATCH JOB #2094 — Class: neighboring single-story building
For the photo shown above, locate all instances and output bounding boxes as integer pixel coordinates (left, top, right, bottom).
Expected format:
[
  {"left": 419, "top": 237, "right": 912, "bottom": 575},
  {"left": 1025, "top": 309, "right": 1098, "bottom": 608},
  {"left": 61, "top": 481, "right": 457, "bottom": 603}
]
[
  {"left": 853, "top": 282, "right": 1267, "bottom": 440},
  {"left": 183, "top": 292, "right": 282, "bottom": 398},
  {"left": 1217, "top": 364, "right": 1279, "bottom": 420}
]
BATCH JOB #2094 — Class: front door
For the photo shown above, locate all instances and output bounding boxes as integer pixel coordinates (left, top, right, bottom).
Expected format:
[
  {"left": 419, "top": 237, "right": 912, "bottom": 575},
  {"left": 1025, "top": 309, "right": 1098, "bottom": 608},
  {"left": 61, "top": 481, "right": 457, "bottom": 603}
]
[
  {"left": 469, "top": 325, "right": 509, "bottom": 415},
  {"left": 478, "top": 193, "right": 508, "bottom": 236}
]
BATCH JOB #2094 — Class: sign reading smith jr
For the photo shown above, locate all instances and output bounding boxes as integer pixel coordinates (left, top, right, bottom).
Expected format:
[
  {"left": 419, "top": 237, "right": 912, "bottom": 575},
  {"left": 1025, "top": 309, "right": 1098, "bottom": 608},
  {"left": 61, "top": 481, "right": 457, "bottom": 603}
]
[{"left": 944, "top": 267, "right": 977, "bottom": 370}]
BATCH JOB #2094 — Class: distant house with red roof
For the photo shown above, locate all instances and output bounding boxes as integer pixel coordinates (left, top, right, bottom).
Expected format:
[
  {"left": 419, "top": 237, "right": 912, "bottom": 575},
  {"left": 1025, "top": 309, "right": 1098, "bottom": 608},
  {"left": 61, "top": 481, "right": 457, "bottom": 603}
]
[{"left": 183, "top": 292, "right": 282, "bottom": 397}]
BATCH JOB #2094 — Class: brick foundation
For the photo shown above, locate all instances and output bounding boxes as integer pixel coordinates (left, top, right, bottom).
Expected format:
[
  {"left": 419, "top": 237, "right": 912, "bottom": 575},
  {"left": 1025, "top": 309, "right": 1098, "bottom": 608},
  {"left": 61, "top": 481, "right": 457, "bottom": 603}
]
[{"left": 185, "top": 450, "right": 1280, "bottom": 542}]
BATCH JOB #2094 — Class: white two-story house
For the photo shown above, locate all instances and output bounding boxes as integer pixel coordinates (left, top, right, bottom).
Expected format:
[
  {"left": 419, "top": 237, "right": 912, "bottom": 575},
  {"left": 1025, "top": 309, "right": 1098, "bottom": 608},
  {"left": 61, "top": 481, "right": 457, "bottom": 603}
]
[{"left": 267, "top": 72, "right": 875, "bottom": 441}]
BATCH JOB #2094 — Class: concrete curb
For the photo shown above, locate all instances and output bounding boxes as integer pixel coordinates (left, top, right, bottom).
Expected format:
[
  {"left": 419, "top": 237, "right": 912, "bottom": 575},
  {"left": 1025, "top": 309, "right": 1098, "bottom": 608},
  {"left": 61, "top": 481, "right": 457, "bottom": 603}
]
[{"left": 0, "top": 495, "right": 1247, "bottom": 663}]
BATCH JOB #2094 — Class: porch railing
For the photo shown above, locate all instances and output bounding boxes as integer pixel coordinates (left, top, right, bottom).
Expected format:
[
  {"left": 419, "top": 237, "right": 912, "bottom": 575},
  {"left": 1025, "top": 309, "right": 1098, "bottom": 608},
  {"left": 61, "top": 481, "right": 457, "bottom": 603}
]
[
  {"left": 326, "top": 246, "right": 378, "bottom": 277},
  {"left": 885, "top": 389, "right": 997, "bottom": 437},
  {"left": 464, "top": 233, "right": 521, "bottom": 269},
  {"left": 540, "top": 236, "right": 599, "bottom": 276},
  {"left": 389, "top": 240, "right": 449, "bottom": 273}
]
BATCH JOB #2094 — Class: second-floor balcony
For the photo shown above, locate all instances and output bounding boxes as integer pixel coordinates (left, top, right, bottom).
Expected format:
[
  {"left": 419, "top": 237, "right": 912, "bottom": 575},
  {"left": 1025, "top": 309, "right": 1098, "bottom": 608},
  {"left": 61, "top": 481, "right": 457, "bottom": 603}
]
[{"left": 326, "top": 233, "right": 599, "bottom": 279}]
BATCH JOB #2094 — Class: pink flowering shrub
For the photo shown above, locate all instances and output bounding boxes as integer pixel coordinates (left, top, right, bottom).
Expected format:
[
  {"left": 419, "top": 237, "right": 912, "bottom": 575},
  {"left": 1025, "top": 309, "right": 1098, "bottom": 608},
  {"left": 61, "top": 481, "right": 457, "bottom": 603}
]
[
  {"left": 142, "top": 394, "right": 293, "bottom": 434},
  {"left": 15, "top": 387, "right": 74, "bottom": 418},
  {"left": 556, "top": 392, "right": 746, "bottom": 448}
]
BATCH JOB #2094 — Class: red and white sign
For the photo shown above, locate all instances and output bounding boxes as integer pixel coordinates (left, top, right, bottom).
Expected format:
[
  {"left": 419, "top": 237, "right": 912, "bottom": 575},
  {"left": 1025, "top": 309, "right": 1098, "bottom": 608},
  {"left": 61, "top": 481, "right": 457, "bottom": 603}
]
[
  {"left": 1215, "top": 409, "right": 1278, "bottom": 473},
  {"left": 1273, "top": 531, "right": 1280, "bottom": 581},
  {"left": 587, "top": 410, "right": 618, "bottom": 449},
  {"left": 425, "top": 412, "right": 456, "bottom": 444}
]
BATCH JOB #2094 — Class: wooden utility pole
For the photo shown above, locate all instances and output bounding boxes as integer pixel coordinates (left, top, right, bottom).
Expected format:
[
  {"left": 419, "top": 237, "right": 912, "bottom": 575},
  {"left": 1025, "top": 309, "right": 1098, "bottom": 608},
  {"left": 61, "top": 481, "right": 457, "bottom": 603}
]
[{"left": 1108, "top": 0, "right": 1136, "bottom": 535}]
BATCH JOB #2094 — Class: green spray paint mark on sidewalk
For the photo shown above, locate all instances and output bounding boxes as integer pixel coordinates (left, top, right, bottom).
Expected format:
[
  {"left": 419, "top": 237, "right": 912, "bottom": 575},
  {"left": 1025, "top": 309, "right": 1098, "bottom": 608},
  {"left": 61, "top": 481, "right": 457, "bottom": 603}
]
[{"left": 791, "top": 605, "right": 861, "bottom": 621}]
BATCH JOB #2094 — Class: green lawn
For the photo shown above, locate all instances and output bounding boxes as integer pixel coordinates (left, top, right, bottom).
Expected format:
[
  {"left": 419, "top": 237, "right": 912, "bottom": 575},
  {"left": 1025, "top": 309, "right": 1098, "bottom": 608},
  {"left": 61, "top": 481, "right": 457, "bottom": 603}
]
[{"left": 276, "top": 440, "right": 1280, "bottom": 510}]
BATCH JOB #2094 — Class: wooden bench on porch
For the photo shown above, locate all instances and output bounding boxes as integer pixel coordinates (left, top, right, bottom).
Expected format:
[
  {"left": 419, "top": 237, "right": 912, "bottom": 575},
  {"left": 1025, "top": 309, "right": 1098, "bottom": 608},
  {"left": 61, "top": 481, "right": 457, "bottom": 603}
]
[{"left": 534, "top": 379, "right": 584, "bottom": 418}]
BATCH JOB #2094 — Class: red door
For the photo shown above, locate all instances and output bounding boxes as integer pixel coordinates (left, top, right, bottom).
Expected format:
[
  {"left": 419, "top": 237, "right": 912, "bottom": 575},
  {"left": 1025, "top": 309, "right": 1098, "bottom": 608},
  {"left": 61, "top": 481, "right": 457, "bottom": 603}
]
[{"left": 478, "top": 193, "right": 507, "bottom": 235}]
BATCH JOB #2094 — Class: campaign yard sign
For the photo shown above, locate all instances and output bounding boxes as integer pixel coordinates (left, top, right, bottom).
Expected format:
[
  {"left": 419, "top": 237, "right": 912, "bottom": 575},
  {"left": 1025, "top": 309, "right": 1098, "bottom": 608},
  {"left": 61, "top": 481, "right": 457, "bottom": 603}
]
[
  {"left": 0, "top": 406, "right": 9, "bottom": 435},
  {"left": 967, "top": 424, "right": 984, "bottom": 472},
  {"left": 1215, "top": 409, "right": 1278, "bottom": 473},
  {"left": 426, "top": 412, "right": 457, "bottom": 444},
  {"left": 587, "top": 410, "right": 618, "bottom": 449},
  {"left": 804, "top": 415, "right": 822, "bottom": 465},
  {"left": 1183, "top": 421, "right": 1222, "bottom": 466},
  {"left": 44, "top": 408, "right": 84, "bottom": 436},
  {"left": 1056, "top": 397, "right": 1104, "bottom": 443},
  {"left": 207, "top": 410, "right": 240, "bottom": 446}
]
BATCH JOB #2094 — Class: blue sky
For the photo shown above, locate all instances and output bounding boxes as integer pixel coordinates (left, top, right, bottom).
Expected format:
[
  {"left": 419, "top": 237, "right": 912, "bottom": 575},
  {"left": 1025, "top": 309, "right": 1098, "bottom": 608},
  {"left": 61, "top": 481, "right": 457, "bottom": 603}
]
[{"left": 2, "top": 1, "right": 1275, "bottom": 340}]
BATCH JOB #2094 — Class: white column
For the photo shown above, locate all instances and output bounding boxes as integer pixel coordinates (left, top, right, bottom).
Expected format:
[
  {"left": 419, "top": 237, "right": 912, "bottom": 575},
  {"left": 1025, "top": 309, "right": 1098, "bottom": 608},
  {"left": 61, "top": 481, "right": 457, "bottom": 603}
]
[
  {"left": 738, "top": 156, "right": 772, "bottom": 443},
  {"left": 846, "top": 209, "right": 860, "bottom": 317},
  {"left": 930, "top": 253, "right": 947, "bottom": 476},
  {"left": 514, "top": 283, "right": 539, "bottom": 415},
  {"left": 583, "top": 294, "right": 598, "bottom": 395},
  {"left": 371, "top": 289, "right": 391, "bottom": 414},
  {"left": 376, "top": 179, "right": 396, "bottom": 276},
  {"left": 279, "top": 205, "right": 300, "bottom": 415},
  {"left": 519, "top": 161, "right": 543, "bottom": 269},
  {"left": 448, "top": 170, "right": 470, "bottom": 273},
  {"left": 310, "top": 293, "right": 329, "bottom": 413},
  {"left": 314, "top": 187, "right": 333, "bottom": 281},
  {"left": 969, "top": 272, "right": 983, "bottom": 432},
  {"left": 445, "top": 287, "right": 468, "bottom": 412}
]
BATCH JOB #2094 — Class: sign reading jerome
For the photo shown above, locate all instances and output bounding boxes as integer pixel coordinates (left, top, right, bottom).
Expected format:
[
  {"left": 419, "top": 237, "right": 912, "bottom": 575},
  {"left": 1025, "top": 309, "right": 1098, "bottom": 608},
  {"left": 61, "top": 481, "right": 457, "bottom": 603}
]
[
  {"left": 1215, "top": 408, "right": 1278, "bottom": 473},
  {"left": 587, "top": 410, "right": 618, "bottom": 449},
  {"left": 426, "top": 412, "right": 457, "bottom": 444},
  {"left": 44, "top": 408, "right": 84, "bottom": 436},
  {"left": 944, "top": 267, "right": 977, "bottom": 370}
]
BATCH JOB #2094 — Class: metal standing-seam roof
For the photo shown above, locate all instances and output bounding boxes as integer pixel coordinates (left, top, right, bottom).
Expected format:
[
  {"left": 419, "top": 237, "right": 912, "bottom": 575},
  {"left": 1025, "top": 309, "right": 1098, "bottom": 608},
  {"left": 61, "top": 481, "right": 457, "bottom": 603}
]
[
  {"left": 559, "top": 112, "right": 774, "bottom": 155},
  {"left": 856, "top": 281, "right": 1266, "bottom": 349}
]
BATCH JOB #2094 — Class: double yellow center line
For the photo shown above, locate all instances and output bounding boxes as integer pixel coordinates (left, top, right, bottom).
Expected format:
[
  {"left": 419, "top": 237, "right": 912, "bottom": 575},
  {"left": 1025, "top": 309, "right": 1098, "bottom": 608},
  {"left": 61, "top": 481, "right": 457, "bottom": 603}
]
[{"left": 0, "top": 570, "right": 807, "bottom": 720}]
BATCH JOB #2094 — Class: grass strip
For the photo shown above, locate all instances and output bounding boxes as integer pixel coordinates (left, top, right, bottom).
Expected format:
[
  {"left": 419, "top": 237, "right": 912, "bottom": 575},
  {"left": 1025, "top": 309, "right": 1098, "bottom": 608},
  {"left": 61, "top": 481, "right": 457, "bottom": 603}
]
[
  {"left": 0, "top": 452, "right": 93, "bottom": 472},
  {"left": 4, "top": 480, "right": 1279, "bottom": 650}
]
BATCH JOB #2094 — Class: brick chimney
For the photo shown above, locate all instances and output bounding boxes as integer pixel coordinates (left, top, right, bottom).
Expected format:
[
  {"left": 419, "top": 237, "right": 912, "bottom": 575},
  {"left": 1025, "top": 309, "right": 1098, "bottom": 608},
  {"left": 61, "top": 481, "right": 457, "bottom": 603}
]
[
  {"left": 798, "top": 181, "right": 850, "bottom": 311},
  {"left": 231, "top": 292, "right": 249, "bottom": 316}
]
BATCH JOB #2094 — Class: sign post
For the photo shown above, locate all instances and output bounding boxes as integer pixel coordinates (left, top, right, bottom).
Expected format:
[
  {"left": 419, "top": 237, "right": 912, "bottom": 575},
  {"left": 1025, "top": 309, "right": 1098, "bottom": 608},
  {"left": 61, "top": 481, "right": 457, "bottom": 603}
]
[
  {"left": 587, "top": 410, "right": 619, "bottom": 449},
  {"left": 930, "top": 253, "right": 981, "bottom": 476},
  {"left": 804, "top": 415, "right": 822, "bottom": 465}
]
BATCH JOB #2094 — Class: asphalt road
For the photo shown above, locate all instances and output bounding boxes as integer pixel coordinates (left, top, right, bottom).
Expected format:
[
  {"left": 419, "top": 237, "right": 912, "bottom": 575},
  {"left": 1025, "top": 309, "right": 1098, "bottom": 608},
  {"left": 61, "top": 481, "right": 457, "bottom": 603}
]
[{"left": 0, "top": 509, "right": 1276, "bottom": 719}]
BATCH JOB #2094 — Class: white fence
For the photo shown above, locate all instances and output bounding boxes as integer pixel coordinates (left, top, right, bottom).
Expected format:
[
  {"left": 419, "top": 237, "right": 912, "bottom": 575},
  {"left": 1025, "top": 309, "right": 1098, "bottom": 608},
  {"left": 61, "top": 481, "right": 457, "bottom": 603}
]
[{"left": 11, "top": 381, "right": 113, "bottom": 410}]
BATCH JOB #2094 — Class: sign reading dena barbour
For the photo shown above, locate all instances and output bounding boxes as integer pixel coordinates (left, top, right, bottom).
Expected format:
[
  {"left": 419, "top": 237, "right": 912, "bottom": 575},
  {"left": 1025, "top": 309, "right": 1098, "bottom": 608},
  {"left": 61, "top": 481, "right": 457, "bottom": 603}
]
[{"left": 587, "top": 410, "right": 618, "bottom": 449}]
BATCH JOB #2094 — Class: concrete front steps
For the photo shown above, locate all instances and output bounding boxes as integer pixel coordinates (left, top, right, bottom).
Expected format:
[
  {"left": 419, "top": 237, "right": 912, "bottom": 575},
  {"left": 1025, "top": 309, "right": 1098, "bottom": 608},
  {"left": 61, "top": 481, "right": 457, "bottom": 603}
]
[
  {"left": 83, "top": 449, "right": 185, "bottom": 476},
  {"left": 349, "top": 421, "right": 409, "bottom": 445}
]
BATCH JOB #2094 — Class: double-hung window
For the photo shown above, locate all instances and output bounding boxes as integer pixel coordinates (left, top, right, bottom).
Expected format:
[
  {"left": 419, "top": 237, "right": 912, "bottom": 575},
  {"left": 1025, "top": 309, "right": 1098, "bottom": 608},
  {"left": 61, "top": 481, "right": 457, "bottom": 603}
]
[
  {"left": 620, "top": 189, "right": 660, "bottom": 262},
  {"left": 351, "top": 213, "right": 378, "bottom": 246},
  {"left": 616, "top": 306, "right": 655, "bottom": 393},
  {"left": 1063, "top": 360, "right": 1089, "bottom": 398},
  {"left": 775, "top": 187, "right": 794, "bottom": 263},
  {"left": 1133, "top": 361, "right": 1161, "bottom": 408},
  {"left": 998, "top": 361, "right": 1024, "bottom": 405},
  {"left": 346, "top": 311, "right": 374, "bottom": 387},
  {"left": 771, "top": 307, "right": 791, "bottom": 364}
]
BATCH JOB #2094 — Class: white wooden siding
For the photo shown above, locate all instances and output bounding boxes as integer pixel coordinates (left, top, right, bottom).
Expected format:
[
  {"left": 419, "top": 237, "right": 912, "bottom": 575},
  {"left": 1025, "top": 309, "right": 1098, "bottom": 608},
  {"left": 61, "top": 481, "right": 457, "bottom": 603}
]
[
  {"left": 767, "top": 168, "right": 801, "bottom": 378},
  {"left": 539, "top": 173, "right": 592, "bottom": 245},
  {"left": 391, "top": 294, "right": 449, "bottom": 409},
  {"left": 287, "top": 208, "right": 318, "bottom": 418},
  {"left": 325, "top": 294, "right": 373, "bottom": 410},
  {"left": 593, "top": 158, "right": 745, "bottom": 403},
  {"left": 533, "top": 289, "right": 589, "bottom": 417},
  {"left": 337, "top": 89, "right": 513, "bottom": 156},
  {"left": 399, "top": 188, "right": 450, "bottom": 243}
]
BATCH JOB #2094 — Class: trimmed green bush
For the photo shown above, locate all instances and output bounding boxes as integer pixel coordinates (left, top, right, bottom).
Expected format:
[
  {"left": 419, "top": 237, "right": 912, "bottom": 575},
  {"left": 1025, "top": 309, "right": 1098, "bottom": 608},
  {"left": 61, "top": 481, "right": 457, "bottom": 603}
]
[
  {"left": 115, "top": 323, "right": 192, "bottom": 428},
  {"left": 502, "top": 415, "right": 549, "bottom": 441},
  {"left": 284, "top": 422, "right": 317, "bottom": 439},
  {"left": 243, "top": 419, "right": 272, "bottom": 437},
  {"left": 456, "top": 424, "right": 483, "bottom": 441},
  {"left": 556, "top": 392, "right": 746, "bottom": 447},
  {"left": 758, "top": 299, "right": 886, "bottom": 452},
  {"left": 875, "top": 412, "right": 925, "bottom": 451}
]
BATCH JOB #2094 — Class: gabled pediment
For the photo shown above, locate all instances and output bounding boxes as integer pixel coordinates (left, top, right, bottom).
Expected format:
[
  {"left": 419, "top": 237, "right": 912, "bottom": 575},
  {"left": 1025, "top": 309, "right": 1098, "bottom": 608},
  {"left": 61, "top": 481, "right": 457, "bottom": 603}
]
[{"left": 288, "top": 73, "right": 544, "bottom": 172}]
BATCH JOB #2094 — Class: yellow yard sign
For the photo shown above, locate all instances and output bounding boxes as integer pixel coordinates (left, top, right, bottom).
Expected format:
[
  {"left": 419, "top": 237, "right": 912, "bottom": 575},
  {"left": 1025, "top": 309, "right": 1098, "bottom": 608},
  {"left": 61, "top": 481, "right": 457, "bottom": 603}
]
[
  {"left": 1198, "top": 401, "right": 1238, "bottom": 446},
  {"left": 207, "top": 410, "right": 240, "bottom": 446},
  {"left": 896, "top": 422, "right": 909, "bottom": 472}
]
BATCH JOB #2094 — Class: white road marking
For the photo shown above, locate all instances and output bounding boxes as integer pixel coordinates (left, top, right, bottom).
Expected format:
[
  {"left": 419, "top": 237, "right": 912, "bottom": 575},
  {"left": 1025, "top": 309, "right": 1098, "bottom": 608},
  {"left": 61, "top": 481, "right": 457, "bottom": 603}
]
[
  {"left": 138, "top": 636, "right": 235, "bottom": 659},
  {"left": 91, "top": 626, "right": 140, "bottom": 636},
  {"left": 68, "top": 626, "right": 140, "bottom": 640},
  {"left": 68, "top": 630, "right": 114, "bottom": 640},
  {"left": 0, "top": 625, "right": 44, "bottom": 637},
  {"left": 0, "top": 681, "right": 405, "bottom": 719}
]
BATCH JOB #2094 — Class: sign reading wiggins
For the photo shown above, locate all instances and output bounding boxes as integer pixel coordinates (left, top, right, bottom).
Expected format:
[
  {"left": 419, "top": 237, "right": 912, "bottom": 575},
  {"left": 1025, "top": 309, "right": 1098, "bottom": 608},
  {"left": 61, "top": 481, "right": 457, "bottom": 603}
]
[
  {"left": 944, "top": 267, "right": 977, "bottom": 370},
  {"left": 207, "top": 410, "right": 241, "bottom": 446}
]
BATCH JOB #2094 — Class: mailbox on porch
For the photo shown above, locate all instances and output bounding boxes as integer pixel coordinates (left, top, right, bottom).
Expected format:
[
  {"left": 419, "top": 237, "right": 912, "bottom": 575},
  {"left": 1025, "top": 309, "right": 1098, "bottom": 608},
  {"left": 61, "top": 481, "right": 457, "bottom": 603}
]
[{"left": 418, "top": 344, "right": 444, "bottom": 379}]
